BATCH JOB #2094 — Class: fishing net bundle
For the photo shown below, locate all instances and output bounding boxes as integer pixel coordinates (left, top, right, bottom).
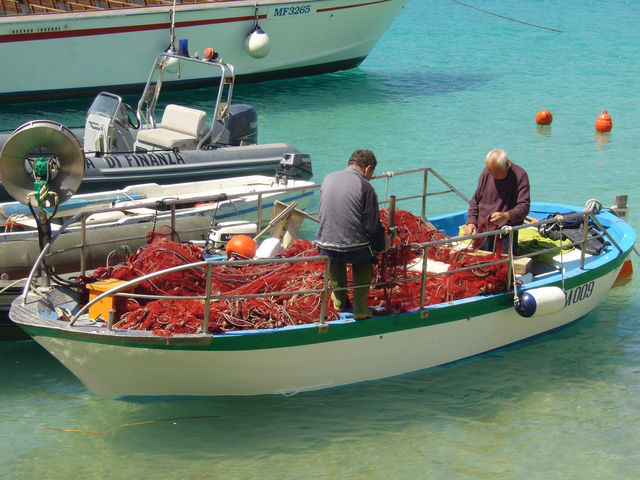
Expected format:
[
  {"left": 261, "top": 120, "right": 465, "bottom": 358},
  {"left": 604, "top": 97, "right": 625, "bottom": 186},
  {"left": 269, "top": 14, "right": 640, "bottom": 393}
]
[{"left": 80, "top": 209, "right": 507, "bottom": 336}]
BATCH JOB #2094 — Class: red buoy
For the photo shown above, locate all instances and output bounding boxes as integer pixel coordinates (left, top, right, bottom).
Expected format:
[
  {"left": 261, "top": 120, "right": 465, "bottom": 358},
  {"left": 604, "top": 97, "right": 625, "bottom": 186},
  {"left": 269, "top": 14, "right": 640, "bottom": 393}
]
[
  {"left": 595, "top": 110, "right": 612, "bottom": 132},
  {"left": 536, "top": 110, "right": 553, "bottom": 126},
  {"left": 226, "top": 234, "right": 257, "bottom": 259},
  {"left": 204, "top": 47, "right": 217, "bottom": 60}
]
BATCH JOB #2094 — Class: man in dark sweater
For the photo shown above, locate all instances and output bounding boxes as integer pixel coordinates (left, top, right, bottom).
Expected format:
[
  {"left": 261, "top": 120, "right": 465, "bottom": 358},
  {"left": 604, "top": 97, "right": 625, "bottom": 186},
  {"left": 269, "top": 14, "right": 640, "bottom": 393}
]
[
  {"left": 462, "top": 149, "right": 530, "bottom": 253},
  {"left": 316, "top": 150, "right": 389, "bottom": 319}
]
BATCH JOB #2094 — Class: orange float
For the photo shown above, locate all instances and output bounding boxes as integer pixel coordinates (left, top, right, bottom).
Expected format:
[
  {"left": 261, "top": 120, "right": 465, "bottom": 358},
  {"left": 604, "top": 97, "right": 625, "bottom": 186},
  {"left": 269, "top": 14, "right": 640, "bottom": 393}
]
[
  {"left": 226, "top": 234, "right": 257, "bottom": 259},
  {"left": 535, "top": 110, "right": 553, "bottom": 126},
  {"left": 595, "top": 110, "right": 612, "bottom": 132},
  {"left": 204, "top": 47, "right": 217, "bottom": 60}
]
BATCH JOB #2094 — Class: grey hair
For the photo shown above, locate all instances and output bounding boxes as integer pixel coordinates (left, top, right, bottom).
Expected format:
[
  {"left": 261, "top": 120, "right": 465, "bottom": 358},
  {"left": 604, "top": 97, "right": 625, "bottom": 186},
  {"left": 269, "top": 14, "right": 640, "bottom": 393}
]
[{"left": 486, "top": 149, "right": 509, "bottom": 169}]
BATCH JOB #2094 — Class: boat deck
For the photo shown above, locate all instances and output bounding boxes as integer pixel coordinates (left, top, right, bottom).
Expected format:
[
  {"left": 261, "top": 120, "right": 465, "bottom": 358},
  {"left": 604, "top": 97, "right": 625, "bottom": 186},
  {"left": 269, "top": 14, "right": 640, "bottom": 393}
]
[{"left": 0, "top": 0, "right": 228, "bottom": 15}]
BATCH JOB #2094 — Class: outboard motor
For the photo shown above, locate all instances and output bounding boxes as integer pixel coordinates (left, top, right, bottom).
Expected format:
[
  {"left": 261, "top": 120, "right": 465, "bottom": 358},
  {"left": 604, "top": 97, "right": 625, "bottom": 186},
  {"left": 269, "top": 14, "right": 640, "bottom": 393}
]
[
  {"left": 276, "top": 153, "right": 313, "bottom": 181},
  {"left": 214, "top": 104, "right": 258, "bottom": 146}
]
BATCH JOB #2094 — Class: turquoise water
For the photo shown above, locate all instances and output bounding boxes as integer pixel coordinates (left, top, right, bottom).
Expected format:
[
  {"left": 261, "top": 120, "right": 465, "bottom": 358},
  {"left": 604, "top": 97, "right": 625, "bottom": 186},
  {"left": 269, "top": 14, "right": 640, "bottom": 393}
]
[{"left": 2, "top": 0, "right": 640, "bottom": 477}]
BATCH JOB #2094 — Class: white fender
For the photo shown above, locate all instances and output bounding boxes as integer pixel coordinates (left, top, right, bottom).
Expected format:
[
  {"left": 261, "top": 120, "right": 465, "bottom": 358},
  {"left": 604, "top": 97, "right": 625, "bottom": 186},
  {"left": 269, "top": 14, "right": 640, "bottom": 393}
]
[
  {"left": 515, "top": 286, "right": 566, "bottom": 318},
  {"left": 245, "top": 27, "right": 271, "bottom": 58}
]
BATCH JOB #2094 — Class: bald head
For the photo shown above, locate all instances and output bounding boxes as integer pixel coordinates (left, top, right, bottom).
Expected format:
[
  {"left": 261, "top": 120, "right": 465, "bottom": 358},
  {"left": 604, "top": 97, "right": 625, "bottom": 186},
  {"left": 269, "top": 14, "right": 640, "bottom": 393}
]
[{"left": 485, "top": 149, "right": 510, "bottom": 180}]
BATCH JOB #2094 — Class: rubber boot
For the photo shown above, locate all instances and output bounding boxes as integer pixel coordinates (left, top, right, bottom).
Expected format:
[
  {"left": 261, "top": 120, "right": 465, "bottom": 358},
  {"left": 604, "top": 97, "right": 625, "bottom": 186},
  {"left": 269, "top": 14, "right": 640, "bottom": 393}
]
[
  {"left": 352, "top": 260, "right": 374, "bottom": 319},
  {"left": 328, "top": 259, "right": 348, "bottom": 311}
]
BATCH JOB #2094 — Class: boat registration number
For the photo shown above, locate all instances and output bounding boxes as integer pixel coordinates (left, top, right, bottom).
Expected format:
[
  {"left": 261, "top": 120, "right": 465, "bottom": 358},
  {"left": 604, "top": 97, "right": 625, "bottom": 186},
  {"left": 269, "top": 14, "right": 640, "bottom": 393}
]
[
  {"left": 272, "top": 5, "right": 312, "bottom": 16},
  {"left": 564, "top": 281, "right": 594, "bottom": 306}
]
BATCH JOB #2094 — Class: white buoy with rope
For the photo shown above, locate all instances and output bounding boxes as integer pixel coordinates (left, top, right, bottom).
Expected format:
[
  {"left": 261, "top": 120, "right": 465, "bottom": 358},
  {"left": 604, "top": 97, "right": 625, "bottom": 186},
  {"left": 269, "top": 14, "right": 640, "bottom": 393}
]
[{"left": 245, "top": 4, "right": 271, "bottom": 58}]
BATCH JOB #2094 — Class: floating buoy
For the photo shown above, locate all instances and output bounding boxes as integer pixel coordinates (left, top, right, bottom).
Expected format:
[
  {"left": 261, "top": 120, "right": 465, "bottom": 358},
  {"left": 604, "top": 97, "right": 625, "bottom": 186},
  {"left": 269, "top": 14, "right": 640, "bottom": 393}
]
[
  {"left": 515, "top": 286, "right": 566, "bottom": 318},
  {"left": 245, "top": 26, "right": 271, "bottom": 58},
  {"left": 536, "top": 110, "right": 553, "bottom": 126},
  {"left": 595, "top": 110, "right": 612, "bottom": 132},
  {"left": 226, "top": 234, "right": 257, "bottom": 259}
]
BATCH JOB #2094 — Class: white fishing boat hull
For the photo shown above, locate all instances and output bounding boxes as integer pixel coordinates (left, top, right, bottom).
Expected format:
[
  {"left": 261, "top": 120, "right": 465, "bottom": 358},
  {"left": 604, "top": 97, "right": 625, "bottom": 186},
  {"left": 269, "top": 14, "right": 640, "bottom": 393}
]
[
  {"left": 10, "top": 198, "right": 635, "bottom": 397},
  {"left": 0, "top": 175, "right": 315, "bottom": 279},
  {"left": 0, "top": 0, "right": 409, "bottom": 102},
  {"left": 10, "top": 266, "right": 622, "bottom": 397}
]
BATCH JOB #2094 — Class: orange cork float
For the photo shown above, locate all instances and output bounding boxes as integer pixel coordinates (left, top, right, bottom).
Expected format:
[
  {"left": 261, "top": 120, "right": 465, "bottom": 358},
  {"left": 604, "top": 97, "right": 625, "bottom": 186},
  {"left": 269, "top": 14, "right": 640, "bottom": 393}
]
[
  {"left": 595, "top": 110, "right": 612, "bottom": 132},
  {"left": 536, "top": 110, "right": 553, "bottom": 126},
  {"left": 226, "top": 234, "right": 257, "bottom": 259}
]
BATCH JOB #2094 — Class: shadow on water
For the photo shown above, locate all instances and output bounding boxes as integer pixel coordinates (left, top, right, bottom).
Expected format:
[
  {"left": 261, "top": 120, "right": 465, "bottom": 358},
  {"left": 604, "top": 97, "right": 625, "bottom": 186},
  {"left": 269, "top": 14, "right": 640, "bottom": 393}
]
[
  {"left": 178, "top": 69, "right": 492, "bottom": 111},
  {"left": 0, "top": 69, "right": 491, "bottom": 134},
  {"left": 7, "top": 288, "right": 634, "bottom": 462}
]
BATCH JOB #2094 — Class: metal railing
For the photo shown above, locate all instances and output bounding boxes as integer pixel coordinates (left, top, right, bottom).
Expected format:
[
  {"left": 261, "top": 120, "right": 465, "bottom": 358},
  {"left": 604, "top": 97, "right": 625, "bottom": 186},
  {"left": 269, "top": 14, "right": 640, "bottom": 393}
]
[{"left": 22, "top": 167, "right": 620, "bottom": 331}]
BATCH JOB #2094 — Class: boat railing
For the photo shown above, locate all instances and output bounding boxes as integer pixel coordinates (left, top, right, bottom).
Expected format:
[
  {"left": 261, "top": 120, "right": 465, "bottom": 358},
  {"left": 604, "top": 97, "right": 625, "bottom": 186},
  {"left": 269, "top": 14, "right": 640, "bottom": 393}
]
[
  {"left": 21, "top": 166, "right": 619, "bottom": 331},
  {"left": 20, "top": 178, "right": 320, "bottom": 291},
  {"left": 62, "top": 205, "right": 615, "bottom": 329},
  {"left": 136, "top": 52, "right": 235, "bottom": 149}
]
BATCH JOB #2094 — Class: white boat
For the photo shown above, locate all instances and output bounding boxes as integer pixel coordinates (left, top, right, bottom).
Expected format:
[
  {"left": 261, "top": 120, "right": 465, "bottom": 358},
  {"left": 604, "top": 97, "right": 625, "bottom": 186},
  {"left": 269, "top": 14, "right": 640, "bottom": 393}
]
[
  {"left": 8, "top": 167, "right": 636, "bottom": 396},
  {"left": 0, "top": 0, "right": 410, "bottom": 103},
  {"left": 0, "top": 52, "right": 313, "bottom": 202},
  {"left": 0, "top": 173, "right": 315, "bottom": 279}
]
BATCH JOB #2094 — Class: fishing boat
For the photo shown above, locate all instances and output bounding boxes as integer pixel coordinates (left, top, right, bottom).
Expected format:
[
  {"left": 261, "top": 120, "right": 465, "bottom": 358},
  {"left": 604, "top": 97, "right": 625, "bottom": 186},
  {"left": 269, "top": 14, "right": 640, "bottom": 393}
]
[
  {"left": 0, "top": 51, "right": 313, "bottom": 202},
  {"left": 0, "top": 0, "right": 410, "bottom": 104},
  {"left": 0, "top": 173, "right": 316, "bottom": 339},
  {"left": 8, "top": 167, "right": 636, "bottom": 395}
]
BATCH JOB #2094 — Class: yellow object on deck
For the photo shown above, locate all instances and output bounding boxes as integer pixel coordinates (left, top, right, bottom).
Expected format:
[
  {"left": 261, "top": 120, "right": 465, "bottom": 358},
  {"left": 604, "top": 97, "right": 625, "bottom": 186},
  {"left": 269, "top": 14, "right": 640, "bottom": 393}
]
[{"left": 86, "top": 279, "right": 132, "bottom": 321}]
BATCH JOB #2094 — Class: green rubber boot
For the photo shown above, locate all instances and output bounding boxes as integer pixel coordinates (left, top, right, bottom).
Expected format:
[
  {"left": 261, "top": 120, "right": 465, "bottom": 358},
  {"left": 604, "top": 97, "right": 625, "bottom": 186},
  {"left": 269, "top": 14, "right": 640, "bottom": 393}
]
[
  {"left": 352, "top": 260, "right": 374, "bottom": 319},
  {"left": 328, "top": 259, "right": 348, "bottom": 311}
]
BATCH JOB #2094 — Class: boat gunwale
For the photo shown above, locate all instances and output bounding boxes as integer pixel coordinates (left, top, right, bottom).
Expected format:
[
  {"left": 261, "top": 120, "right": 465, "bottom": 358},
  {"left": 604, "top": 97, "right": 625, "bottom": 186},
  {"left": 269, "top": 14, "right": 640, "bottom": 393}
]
[{"left": 11, "top": 204, "right": 635, "bottom": 350}]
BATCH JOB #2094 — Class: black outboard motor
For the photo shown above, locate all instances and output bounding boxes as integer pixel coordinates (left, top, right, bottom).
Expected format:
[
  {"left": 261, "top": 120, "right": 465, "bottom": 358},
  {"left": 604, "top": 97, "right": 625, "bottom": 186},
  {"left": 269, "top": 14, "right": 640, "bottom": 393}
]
[
  {"left": 276, "top": 153, "right": 313, "bottom": 181},
  {"left": 214, "top": 104, "right": 258, "bottom": 146}
]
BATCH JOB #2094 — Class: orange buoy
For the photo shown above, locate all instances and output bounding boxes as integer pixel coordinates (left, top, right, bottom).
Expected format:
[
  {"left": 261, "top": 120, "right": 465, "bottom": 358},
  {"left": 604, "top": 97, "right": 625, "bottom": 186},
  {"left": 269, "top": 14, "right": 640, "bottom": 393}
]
[
  {"left": 595, "top": 110, "right": 612, "bottom": 132},
  {"left": 226, "top": 234, "right": 257, "bottom": 259},
  {"left": 536, "top": 110, "right": 553, "bottom": 126},
  {"left": 204, "top": 47, "right": 217, "bottom": 60}
]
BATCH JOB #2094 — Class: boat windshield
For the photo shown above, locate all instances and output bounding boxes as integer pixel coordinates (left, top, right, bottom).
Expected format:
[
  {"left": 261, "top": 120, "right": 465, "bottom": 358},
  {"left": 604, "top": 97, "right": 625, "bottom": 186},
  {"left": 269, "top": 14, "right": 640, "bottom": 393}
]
[{"left": 87, "top": 93, "right": 121, "bottom": 118}]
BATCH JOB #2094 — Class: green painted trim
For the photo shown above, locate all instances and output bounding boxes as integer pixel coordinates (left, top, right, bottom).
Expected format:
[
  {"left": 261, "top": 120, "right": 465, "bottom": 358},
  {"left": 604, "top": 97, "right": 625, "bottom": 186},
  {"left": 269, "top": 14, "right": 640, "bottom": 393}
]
[{"left": 21, "top": 246, "right": 632, "bottom": 352}]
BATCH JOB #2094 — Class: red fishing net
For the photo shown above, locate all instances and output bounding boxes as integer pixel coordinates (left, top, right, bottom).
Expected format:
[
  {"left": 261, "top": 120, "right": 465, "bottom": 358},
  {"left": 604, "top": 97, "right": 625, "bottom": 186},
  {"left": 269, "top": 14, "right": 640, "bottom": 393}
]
[{"left": 81, "top": 209, "right": 507, "bottom": 335}]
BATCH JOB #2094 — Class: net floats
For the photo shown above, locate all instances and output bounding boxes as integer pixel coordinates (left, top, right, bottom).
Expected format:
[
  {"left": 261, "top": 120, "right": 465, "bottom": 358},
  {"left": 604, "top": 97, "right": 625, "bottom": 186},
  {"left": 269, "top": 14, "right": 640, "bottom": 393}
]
[{"left": 226, "top": 234, "right": 258, "bottom": 259}]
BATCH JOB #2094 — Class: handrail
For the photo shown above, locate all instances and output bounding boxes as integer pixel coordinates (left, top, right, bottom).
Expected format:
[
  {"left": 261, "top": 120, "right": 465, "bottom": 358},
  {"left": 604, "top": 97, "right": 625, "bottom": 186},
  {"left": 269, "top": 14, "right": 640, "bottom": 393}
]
[
  {"left": 37, "top": 180, "right": 319, "bottom": 273},
  {"left": 21, "top": 167, "right": 619, "bottom": 335},
  {"left": 67, "top": 207, "right": 610, "bottom": 328}
]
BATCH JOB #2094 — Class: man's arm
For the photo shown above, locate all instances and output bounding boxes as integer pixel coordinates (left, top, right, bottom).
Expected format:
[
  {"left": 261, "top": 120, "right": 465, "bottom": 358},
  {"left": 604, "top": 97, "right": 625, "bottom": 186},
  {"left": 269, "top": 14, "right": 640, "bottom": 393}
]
[{"left": 505, "top": 169, "right": 530, "bottom": 225}]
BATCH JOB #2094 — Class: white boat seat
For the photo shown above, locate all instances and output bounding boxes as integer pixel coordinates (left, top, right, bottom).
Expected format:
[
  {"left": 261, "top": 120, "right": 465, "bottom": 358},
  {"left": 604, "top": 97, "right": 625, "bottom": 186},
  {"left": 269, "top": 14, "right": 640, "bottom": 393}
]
[{"left": 135, "top": 104, "right": 207, "bottom": 150}]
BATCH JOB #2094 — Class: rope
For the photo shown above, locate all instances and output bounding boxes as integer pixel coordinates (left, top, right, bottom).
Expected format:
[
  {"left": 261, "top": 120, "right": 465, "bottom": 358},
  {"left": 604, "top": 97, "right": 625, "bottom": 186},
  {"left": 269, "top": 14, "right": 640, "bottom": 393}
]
[
  {"left": 504, "top": 226, "right": 519, "bottom": 306},
  {"left": 556, "top": 214, "right": 566, "bottom": 292},
  {"left": 448, "top": 0, "right": 564, "bottom": 33}
]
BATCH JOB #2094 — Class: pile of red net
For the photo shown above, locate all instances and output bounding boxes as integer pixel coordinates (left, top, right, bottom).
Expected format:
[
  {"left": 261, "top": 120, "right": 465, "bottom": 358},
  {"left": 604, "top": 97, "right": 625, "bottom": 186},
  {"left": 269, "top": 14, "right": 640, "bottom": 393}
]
[{"left": 81, "top": 209, "right": 507, "bottom": 336}]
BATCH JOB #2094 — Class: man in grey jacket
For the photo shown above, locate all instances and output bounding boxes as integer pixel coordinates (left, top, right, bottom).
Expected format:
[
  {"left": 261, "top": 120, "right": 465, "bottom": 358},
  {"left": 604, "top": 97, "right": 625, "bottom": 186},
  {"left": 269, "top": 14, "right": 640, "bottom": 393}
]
[{"left": 316, "top": 150, "right": 389, "bottom": 319}]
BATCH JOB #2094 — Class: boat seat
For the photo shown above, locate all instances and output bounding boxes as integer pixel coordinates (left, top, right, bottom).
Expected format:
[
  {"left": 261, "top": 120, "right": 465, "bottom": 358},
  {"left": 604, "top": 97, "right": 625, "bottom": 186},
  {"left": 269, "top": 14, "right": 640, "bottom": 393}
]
[{"left": 135, "top": 104, "right": 207, "bottom": 151}]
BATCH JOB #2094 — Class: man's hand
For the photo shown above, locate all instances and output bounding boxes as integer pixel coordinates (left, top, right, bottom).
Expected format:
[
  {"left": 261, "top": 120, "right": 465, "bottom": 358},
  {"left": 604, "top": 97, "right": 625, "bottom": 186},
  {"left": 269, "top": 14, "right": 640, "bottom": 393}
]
[
  {"left": 462, "top": 223, "right": 477, "bottom": 236},
  {"left": 489, "top": 211, "right": 510, "bottom": 227}
]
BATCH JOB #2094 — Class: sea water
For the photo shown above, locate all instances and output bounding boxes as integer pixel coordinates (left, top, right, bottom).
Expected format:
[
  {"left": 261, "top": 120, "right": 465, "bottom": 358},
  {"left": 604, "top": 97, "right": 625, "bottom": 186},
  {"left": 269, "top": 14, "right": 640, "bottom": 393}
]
[{"left": 1, "top": 1, "right": 640, "bottom": 478}]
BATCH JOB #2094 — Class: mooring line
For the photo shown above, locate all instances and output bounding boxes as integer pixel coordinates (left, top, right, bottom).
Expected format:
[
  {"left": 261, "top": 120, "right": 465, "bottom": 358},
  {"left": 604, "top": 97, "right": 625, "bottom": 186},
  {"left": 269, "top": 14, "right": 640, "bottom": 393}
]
[
  {"left": 449, "top": 0, "right": 564, "bottom": 33},
  {"left": 38, "top": 415, "right": 221, "bottom": 435}
]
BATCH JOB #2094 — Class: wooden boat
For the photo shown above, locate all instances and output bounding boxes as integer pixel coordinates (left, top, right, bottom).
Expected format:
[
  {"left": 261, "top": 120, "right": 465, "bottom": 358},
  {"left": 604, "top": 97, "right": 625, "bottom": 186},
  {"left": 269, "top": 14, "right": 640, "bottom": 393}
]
[
  {"left": 0, "top": 52, "right": 313, "bottom": 202},
  {"left": 8, "top": 167, "right": 636, "bottom": 395},
  {"left": 0, "top": 0, "right": 410, "bottom": 103}
]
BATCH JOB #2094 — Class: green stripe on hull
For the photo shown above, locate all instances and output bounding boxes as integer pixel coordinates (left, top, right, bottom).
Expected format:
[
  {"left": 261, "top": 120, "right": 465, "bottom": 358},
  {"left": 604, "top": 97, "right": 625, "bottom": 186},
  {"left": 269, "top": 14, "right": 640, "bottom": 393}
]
[{"left": 20, "top": 247, "right": 630, "bottom": 351}]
